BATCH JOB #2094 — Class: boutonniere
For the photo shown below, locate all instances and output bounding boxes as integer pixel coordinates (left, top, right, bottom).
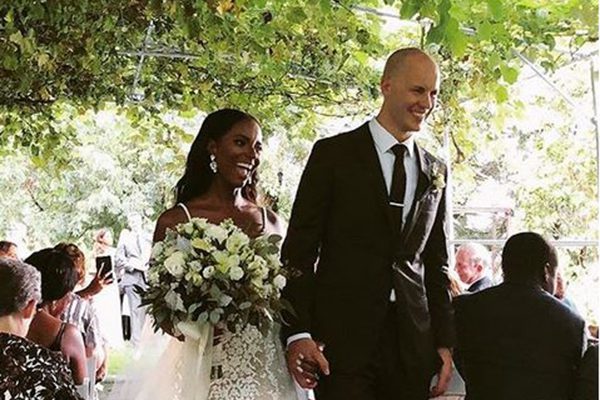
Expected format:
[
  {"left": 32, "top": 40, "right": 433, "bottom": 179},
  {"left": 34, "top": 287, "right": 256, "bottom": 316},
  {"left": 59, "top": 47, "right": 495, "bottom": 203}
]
[{"left": 431, "top": 163, "right": 446, "bottom": 191}]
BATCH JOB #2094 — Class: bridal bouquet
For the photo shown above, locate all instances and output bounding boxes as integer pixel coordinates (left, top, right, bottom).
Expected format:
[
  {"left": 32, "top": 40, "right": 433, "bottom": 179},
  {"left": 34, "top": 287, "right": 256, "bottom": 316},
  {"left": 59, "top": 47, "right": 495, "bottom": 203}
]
[{"left": 141, "top": 218, "right": 290, "bottom": 338}]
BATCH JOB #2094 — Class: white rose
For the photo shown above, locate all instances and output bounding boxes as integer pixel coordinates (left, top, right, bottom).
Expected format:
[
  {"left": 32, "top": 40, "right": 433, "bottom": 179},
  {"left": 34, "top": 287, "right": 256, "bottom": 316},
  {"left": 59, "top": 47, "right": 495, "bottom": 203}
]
[
  {"left": 163, "top": 251, "right": 186, "bottom": 278},
  {"left": 151, "top": 242, "right": 164, "bottom": 259},
  {"left": 225, "top": 231, "right": 250, "bottom": 253},
  {"left": 147, "top": 268, "right": 160, "bottom": 285},
  {"left": 192, "top": 218, "right": 209, "bottom": 230},
  {"left": 202, "top": 265, "right": 215, "bottom": 279},
  {"left": 261, "top": 283, "right": 274, "bottom": 296},
  {"left": 205, "top": 224, "right": 229, "bottom": 243},
  {"left": 183, "top": 222, "right": 195, "bottom": 235},
  {"left": 229, "top": 266, "right": 244, "bottom": 281},
  {"left": 273, "top": 274, "right": 287, "bottom": 290}
]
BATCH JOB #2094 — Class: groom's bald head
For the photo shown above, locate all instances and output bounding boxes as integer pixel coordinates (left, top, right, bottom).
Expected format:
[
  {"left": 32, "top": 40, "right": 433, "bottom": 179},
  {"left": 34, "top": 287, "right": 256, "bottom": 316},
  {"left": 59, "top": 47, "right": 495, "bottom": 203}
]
[{"left": 382, "top": 48, "right": 438, "bottom": 81}]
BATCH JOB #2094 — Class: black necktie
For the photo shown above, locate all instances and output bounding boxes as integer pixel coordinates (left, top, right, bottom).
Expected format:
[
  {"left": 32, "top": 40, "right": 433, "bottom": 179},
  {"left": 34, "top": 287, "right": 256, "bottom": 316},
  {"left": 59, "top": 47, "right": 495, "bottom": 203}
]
[{"left": 390, "top": 144, "right": 407, "bottom": 231}]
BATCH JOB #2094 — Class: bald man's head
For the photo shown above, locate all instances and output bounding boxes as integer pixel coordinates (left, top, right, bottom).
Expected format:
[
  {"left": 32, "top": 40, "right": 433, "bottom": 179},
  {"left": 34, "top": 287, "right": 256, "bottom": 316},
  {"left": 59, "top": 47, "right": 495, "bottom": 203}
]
[
  {"left": 382, "top": 48, "right": 438, "bottom": 82},
  {"left": 377, "top": 47, "right": 440, "bottom": 140}
]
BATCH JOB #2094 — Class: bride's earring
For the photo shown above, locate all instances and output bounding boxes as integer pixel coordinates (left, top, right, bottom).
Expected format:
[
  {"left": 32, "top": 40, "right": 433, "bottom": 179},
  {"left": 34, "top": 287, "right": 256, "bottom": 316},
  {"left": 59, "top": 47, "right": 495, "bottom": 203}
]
[{"left": 209, "top": 154, "right": 218, "bottom": 174}]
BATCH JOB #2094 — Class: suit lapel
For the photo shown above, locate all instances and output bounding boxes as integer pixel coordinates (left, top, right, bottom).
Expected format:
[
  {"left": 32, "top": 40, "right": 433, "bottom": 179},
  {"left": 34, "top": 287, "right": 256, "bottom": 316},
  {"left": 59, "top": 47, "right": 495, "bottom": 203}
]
[
  {"left": 353, "top": 123, "right": 395, "bottom": 233},
  {"left": 400, "top": 144, "right": 432, "bottom": 241}
]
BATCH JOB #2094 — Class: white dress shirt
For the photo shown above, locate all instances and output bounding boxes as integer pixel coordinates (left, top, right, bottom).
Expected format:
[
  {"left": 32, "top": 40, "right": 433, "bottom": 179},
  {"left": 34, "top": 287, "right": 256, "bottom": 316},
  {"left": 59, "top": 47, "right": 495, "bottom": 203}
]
[{"left": 368, "top": 118, "right": 419, "bottom": 224}]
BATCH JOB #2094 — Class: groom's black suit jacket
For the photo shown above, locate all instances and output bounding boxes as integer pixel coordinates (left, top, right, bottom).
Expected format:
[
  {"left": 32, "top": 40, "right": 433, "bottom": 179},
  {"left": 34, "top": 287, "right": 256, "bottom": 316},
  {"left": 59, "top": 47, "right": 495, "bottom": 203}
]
[{"left": 282, "top": 123, "right": 455, "bottom": 379}]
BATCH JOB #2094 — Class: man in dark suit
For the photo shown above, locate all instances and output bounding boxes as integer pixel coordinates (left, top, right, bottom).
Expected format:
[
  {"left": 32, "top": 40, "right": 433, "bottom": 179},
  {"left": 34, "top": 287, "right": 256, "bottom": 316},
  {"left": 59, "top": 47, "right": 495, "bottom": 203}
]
[
  {"left": 281, "top": 48, "right": 455, "bottom": 400},
  {"left": 454, "top": 243, "right": 494, "bottom": 293},
  {"left": 454, "top": 232, "right": 585, "bottom": 400}
]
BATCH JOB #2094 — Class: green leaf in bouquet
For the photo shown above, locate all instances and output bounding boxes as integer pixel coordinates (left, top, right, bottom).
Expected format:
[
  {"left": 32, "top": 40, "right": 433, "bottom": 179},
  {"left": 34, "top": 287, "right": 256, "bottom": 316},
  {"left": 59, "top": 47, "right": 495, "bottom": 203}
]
[
  {"left": 239, "top": 301, "right": 252, "bottom": 310},
  {"left": 209, "top": 283, "right": 222, "bottom": 299},
  {"left": 209, "top": 309, "right": 223, "bottom": 324},
  {"left": 266, "top": 234, "right": 283, "bottom": 245},
  {"left": 197, "top": 311, "right": 209, "bottom": 323},
  {"left": 154, "top": 308, "right": 169, "bottom": 326}
]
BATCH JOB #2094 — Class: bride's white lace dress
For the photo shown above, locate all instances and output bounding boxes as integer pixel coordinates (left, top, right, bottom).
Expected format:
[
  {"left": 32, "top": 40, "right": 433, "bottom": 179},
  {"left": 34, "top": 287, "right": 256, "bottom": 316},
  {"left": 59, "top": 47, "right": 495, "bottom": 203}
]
[
  {"left": 109, "top": 317, "right": 298, "bottom": 400},
  {"left": 207, "top": 325, "right": 295, "bottom": 399},
  {"left": 109, "top": 203, "right": 299, "bottom": 400}
]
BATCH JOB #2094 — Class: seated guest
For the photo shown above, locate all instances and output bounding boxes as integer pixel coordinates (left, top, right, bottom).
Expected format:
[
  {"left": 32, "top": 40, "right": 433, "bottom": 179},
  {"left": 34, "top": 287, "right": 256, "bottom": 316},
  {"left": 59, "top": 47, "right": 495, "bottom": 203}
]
[
  {"left": 454, "top": 243, "right": 494, "bottom": 293},
  {"left": 554, "top": 269, "right": 580, "bottom": 314},
  {"left": 25, "top": 248, "right": 88, "bottom": 385},
  {"left": 56, "top": 242, "right": 108, "bottom": 381},
  {"left": 454, "top": 232, "right": 585, "bottom": 400},
  {"left": 0, "top": 240, "right": 18, "bottom": 259},
  {"left": 0, "top": 257, "right": 82, "bottom": 399}
]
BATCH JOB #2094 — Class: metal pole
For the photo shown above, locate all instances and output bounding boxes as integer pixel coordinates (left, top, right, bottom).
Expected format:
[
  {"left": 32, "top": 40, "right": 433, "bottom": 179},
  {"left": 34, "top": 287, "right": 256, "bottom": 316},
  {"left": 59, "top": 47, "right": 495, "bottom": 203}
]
[
  {"left": 512, "top": 49, "right": 579, "bottom": 110},
  {"left": 130, "top": 21, "right": 155, "bottom": 100},
  {"left": 443, "top": 126, "right": 455, "bottom": 250},
  {"left": 589, "top": 58, "right": 600, "bottom": 247}
]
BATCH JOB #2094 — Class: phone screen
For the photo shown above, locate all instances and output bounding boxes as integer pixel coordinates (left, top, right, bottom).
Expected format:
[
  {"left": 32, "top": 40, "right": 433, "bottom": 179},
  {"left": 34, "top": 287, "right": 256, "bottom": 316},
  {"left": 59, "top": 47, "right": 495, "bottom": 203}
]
[{"left": 96, "top": 256, "right": 113, "bottom": 278}]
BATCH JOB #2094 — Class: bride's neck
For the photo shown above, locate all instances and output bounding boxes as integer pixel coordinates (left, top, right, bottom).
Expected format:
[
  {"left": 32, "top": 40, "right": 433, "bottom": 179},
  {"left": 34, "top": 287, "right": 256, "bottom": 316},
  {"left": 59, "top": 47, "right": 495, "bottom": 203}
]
[{"left": 207, "top": 180, "right": 246, "bottom": 208}]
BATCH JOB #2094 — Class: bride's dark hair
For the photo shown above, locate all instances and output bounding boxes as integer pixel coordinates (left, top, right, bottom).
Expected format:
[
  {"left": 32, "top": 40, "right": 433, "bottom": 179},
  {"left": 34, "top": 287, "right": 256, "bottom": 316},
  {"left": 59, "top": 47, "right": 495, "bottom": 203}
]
[{"left": 175, "top": 109, "right": 260, "bottom": 204}]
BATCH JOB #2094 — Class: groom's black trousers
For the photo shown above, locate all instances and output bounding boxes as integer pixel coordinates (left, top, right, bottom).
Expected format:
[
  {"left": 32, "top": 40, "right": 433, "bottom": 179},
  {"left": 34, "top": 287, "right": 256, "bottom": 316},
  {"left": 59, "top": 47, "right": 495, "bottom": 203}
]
[{"left": 314, "top": 302, "right": 432, "bottom": 400}]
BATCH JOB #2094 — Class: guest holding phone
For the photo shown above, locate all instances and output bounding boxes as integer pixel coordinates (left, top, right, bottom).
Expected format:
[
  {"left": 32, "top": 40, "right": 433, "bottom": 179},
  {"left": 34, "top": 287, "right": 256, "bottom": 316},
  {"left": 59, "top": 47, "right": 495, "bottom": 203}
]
[
  {"left": 55, "top": 243, "right": 108, "bottom": 383},
  {"left": 91, "top": 228, "right": 124, "bottom": 348}
]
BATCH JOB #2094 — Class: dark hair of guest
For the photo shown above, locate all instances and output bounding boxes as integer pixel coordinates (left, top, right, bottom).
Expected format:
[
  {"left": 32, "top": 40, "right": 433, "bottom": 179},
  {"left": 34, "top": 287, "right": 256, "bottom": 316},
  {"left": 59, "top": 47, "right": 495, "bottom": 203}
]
[
  {"left": 24, "top": 248, "right": 79, "bottom": 302},
  {"left": 502, "top": 232, "right": 558, "bottom": 285}
]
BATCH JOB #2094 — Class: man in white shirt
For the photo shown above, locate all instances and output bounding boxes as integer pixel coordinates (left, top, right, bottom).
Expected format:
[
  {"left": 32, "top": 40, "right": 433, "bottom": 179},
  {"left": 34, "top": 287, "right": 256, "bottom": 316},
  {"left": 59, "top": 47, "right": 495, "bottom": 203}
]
[{"left": 282, "top": 48, "right": 455, "bottom": 400}]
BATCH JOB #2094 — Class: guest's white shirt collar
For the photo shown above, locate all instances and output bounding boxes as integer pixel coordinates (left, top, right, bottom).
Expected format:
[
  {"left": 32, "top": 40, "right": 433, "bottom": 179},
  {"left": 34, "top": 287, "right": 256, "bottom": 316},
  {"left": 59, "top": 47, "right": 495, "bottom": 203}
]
[{"left": 369, "top": 118, "right": 416, "bottom": 158}]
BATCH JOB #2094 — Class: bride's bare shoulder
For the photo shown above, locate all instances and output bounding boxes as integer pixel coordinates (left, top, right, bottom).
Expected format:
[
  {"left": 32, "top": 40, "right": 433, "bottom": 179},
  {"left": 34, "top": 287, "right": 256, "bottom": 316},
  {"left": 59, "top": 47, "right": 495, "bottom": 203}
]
[{"left": 153, "top": 206, "right": 188, "bottom": 242}]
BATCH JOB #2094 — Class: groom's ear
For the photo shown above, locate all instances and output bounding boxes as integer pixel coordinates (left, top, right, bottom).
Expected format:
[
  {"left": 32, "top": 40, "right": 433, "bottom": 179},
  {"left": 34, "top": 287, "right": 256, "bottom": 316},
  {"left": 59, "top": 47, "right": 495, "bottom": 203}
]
[{"left": 381, "top": 77, "right": 391, "bottom": 96}]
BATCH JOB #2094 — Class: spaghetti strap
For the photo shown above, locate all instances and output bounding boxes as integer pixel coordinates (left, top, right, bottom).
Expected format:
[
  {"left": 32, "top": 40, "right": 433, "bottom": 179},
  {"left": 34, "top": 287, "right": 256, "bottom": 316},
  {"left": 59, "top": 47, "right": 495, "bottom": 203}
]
[
  {"left": 50, "top": 322, "right": 67, "bottom": 352},
  {"left": 177, "top": 203, "right": 192, "bottom": 222},
  {"left": 260, "top": 207, "right": 267, "bottom": 232}
]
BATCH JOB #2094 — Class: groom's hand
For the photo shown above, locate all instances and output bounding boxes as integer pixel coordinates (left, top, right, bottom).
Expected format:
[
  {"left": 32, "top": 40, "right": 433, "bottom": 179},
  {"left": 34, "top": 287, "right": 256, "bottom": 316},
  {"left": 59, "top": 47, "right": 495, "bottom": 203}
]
[
  {"left": 287, "top": 338, "right": 330, "bottom": 389},
  {"left": 429, "top": 347, "right": 453, "bottom": 398}
]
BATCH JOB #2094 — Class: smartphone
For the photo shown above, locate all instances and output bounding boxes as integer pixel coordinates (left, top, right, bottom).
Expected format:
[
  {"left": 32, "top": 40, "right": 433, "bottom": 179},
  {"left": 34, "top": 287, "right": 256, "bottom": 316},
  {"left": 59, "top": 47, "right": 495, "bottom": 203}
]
[{"left": 96, "top": 256, "right": 113, "bottom": 278}]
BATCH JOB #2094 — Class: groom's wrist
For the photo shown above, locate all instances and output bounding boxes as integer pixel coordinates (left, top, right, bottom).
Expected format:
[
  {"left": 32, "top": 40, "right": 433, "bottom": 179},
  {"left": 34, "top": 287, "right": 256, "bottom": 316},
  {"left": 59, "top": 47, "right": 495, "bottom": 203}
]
[{"left": 286, "top": 332, "right": 312, "bottom": 347}]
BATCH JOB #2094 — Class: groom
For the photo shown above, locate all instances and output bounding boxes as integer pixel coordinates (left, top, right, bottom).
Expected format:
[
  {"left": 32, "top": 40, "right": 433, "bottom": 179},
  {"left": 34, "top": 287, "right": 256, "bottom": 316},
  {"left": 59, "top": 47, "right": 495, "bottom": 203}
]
[{"left": 281, "top": 48, "right": 455, "bottom": 400}]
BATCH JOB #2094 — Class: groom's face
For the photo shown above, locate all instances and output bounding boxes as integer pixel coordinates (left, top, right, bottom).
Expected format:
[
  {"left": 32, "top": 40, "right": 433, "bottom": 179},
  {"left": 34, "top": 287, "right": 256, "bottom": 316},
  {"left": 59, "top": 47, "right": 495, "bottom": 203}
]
[{"left": 381, "top": 54, "right": 440, "bottom": 136}]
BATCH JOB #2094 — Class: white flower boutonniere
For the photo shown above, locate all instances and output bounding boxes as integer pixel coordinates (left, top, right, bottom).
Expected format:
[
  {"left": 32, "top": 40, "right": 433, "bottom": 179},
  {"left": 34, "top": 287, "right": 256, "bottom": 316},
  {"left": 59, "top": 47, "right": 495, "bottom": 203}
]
[{"left": 431, "top": 164, "right": 446, "bottom": 191}]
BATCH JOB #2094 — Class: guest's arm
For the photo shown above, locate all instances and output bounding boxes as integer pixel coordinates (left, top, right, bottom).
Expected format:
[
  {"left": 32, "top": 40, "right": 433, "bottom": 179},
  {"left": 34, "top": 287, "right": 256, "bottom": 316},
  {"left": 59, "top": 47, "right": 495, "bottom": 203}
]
[{"left": 61, "top": 323, "right": 88, "bottom": 385}]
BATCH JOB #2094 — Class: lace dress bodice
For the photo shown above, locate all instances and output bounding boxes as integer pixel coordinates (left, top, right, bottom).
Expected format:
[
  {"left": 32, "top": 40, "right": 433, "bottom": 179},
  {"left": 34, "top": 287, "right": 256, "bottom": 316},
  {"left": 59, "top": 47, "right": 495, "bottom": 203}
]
[{"left": 179, "top": 203, "right": 296, "bottom": 400}]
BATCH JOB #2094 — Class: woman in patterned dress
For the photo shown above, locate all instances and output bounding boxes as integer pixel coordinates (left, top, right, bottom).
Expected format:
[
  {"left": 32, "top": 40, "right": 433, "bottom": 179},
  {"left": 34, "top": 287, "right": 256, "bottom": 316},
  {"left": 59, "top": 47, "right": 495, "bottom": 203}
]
[{"left": 0, "top": 257, "right": 82, "bottom": 400}]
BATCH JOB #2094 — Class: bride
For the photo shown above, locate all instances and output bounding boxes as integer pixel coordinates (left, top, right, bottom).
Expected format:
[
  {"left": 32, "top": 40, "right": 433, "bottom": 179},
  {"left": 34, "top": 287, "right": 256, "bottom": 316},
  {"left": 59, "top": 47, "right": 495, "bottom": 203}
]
[{"left": 113, "top": 109, "right": 299, "bottom": 400}]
